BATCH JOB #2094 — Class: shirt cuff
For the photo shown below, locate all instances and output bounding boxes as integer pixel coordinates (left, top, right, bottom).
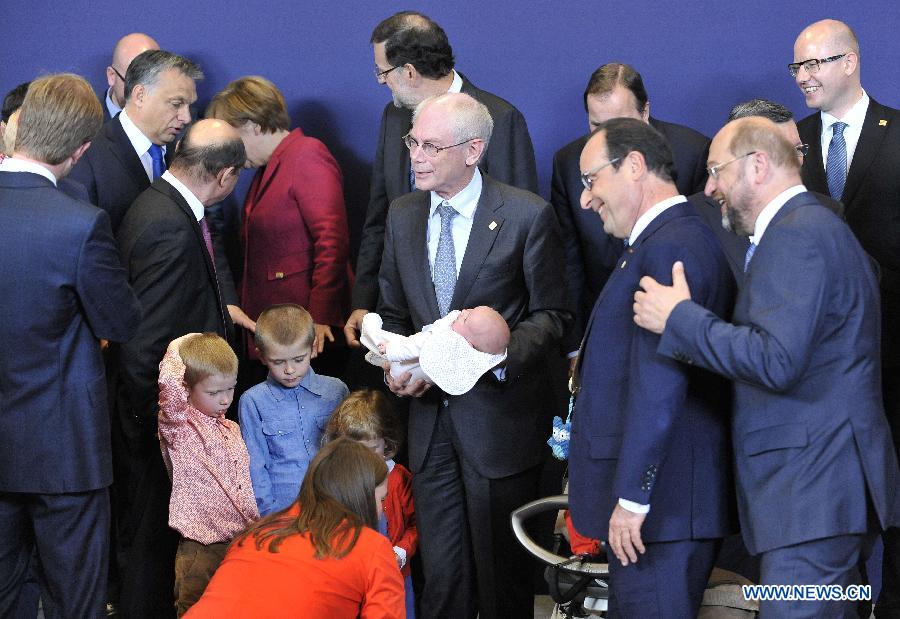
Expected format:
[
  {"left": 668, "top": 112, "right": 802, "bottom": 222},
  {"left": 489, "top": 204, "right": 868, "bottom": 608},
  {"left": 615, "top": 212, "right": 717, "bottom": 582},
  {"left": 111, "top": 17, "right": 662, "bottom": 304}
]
[
  {"left": 492, "top": 366, "right": 506, "bottom": 381},
  {"left": 393, "top": 546, "right": 407, "bottom": 568},
  {"left": 618, "top": 498, "right": 650, "bottom": 514},
  {"left": 567, "top": 350, "right": 579, "bottom": 359}
]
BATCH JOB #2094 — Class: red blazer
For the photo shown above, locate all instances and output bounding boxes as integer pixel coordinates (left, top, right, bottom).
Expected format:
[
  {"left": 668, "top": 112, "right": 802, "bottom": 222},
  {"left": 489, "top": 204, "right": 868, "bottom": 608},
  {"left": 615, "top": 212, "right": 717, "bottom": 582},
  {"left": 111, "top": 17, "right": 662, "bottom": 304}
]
[
  {"left": 383, "top": 463, "right": 417, "bottom": 577},
  {"left": 241, "top": 128, "right": 351, "bottom": 330}
]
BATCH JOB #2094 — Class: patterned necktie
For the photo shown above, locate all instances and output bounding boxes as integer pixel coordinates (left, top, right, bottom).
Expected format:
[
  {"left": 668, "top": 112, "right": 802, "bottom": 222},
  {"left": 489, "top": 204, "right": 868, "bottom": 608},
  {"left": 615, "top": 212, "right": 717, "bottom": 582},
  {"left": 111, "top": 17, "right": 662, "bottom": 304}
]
[
  {"left": 409, "top": 166, "right": 416, "bottom": 191},
  {"left": 433, "top": 201, "right": 457, "bottom": 316},
  {"left": 199, "top": 217, "right": 216, "bottom": 271},
  {"left": 744, "top": 242, "right": 757, "bottom": 273},
  {"left": 148, "top": 144, "right": 166, "bottom": 180},
  {"left": 826, "top": 121, "right": 848, "bottom": 200}
]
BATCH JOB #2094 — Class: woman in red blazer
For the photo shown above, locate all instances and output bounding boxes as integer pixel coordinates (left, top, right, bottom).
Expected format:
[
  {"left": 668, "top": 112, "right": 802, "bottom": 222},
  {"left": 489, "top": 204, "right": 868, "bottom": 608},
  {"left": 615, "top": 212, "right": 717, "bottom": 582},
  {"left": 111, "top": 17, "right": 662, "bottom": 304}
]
[{"left": 207, "top": 77, "right": 351, "bottom": 357}]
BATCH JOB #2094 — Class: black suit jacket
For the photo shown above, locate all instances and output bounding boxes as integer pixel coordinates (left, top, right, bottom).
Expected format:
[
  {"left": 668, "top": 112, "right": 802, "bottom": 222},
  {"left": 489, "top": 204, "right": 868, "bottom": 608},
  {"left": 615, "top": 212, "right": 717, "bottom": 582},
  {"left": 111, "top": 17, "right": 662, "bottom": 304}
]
[
  {"left": 113, "top": 178, "right": 232, "bottom": 436},
  {"left": 799, "top": 97, "right": 900, "bottom": 289},
  {"left": 377, "top": 174, "right": 571, "bottom": 478},
  {"left": 550, "top": 118, "right": 709, "bottom": 350},
  {"left": 352, "top": 75, "right": 538, "bottom": 311}
]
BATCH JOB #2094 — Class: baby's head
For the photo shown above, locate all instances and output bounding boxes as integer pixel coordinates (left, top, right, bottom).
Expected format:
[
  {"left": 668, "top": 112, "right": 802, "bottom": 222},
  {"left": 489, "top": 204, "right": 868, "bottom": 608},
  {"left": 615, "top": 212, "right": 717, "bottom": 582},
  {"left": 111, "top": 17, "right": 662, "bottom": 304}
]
[
  {"left": 254, "top": 304, "right": 315, "bottom": 389},
  {"left": 180, "top": 333, "right": 238, "bottom": 418},
  {"left": 451, "top": 306, "right": 509, "bottom": 354},
  {"left": 324, "top": 390, "right": 402, "bottom": 461}
]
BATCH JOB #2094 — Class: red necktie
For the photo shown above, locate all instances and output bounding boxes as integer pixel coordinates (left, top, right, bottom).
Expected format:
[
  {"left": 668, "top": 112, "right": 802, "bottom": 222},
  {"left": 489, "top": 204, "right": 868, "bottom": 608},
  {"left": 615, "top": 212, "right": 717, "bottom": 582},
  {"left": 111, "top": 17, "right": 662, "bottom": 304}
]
[{"left": 199, "top": 217, "right": 216, "bottom": 271}]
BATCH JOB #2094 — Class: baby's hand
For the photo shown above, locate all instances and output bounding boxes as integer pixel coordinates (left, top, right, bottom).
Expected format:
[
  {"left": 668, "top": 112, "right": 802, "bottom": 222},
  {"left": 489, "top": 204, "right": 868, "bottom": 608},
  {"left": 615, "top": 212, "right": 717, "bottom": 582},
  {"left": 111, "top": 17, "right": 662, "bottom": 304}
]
[{"left": 377, "top": 342, "right": 387, "bottom": 355}]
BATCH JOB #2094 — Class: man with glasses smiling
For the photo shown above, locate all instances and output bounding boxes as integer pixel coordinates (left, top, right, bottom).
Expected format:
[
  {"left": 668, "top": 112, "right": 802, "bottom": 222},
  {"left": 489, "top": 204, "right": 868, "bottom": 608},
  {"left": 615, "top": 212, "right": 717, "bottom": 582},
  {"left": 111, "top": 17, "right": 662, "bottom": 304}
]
[
  {"left": 344, "top": 11, "right": 538, "bottom": 349},
  {"left": 378, "top": 92, "right": 568, "bottom": 618},
  {"left": 102, "top": 33, "right": 159, "bottom": 120},
  {"left": 794, "top": 21, "right": 900, "bottom": 615}
]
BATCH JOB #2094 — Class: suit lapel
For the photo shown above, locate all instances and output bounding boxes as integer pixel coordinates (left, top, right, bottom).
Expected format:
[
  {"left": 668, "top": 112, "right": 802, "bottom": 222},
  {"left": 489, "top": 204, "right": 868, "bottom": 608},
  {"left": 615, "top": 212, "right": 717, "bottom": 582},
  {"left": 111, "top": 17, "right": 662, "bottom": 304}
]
[
  {"left": 110, "top": 118, "right": 152, "bottom": 191},
  {"left": 452, "top": 176, "right": 504, "bottom": 310},
  {"left": 801, "top": 114, "right": 828, "bottom": 193},
  {"left": 386, "top": 107, "right": 414, "bottom": 196},
  {"left": 400, "top": 192, "right": 441, "bottom": 322},
  {"left": 842, "top": 99, "right": 889, "bottom": 208}
]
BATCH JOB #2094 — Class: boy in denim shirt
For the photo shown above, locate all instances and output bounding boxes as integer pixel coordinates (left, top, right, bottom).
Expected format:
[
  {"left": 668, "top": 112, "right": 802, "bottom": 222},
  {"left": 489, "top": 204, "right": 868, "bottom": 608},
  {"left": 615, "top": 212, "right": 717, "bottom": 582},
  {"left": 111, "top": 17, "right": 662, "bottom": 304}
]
[{"left": 238, "top": 304, "right": 348, "bottom": 514}]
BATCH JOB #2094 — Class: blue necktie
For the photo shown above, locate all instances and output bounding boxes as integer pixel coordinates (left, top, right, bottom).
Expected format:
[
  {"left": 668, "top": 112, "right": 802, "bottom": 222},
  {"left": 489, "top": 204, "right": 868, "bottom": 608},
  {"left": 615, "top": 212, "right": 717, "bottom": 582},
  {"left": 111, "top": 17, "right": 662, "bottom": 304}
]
[
  {"left": 148, "top": 144, "right": 166, "bottom": 180},
  {"left": 826, "top": 121, "right": 848, "bottom": 200},
  {"left": 433, "top": 201, "right": 457, "bottom": 316},
  {"left": 409, "top": 166, "right": 416, "bottom": 191},
  {"left": 744, "top": 242, "right": 757, "bottom": 273}
]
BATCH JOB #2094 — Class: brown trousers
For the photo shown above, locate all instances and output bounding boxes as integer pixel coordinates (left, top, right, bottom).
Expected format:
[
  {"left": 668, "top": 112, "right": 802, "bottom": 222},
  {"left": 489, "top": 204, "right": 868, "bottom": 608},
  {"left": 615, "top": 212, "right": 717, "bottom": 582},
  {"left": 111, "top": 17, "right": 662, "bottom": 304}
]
[{"left": 173, "top": 538, "right": 229, "bottom": 616}]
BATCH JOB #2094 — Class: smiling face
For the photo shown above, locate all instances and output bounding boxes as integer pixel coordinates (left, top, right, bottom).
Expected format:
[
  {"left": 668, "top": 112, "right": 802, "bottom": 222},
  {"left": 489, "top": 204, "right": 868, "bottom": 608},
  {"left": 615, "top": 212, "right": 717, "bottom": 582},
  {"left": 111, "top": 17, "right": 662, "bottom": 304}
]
[
  {"left": 704, "top": 125, "right": 755, "bottom": 236},
  {"left": 129, "top": 68, "right": 196, "bottom": 145},
  {"left": 259, "top": 340, "right": 312, "bottom": 389},
  {"left": 792, "top": 21, "right": 859, "bottom": 117},
  {"left": 579, "top": 132, "right": 636, "bottom": 240},
  {"left": 187, "top": 372, "right": 237, "bottom": 418}
]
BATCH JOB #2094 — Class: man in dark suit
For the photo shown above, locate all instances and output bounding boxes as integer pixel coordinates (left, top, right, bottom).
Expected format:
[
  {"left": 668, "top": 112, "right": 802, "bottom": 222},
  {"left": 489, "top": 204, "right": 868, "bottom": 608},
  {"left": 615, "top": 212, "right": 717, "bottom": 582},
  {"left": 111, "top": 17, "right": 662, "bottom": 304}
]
[
  {"left": 112, "top": 119, "right": 244, "bottom": 617},
  {"left": 550, "top": 63, "right": 710, "bottom": 358},
  {"left": 344, "top": 11, "right": 538, "bottom": 345},
  {"left": 634, "top": 117, "right": 900, "bottom": 618},
  {"left": 0, "top": 74, "right": 140, "bottom": 618},
  {"left": 378, "top": 93, "right": 570, "bottom": 618},
  {"left": 70, "top": 49, "right": 199, "bottom": 234},
  {"left": 568, "top": 118, "right": 735, "bottom": 617},
  {"left": 101, "top": 32, "right": 159, "bottom": 120},
  {"left": 793, "top": 22, "right": 900, "bottom": 614}
]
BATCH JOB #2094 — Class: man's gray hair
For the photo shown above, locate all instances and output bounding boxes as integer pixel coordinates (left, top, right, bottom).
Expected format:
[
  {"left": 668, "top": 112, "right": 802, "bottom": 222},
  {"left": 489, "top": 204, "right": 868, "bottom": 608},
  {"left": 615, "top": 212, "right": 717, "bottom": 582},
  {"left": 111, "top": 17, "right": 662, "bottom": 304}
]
[
  {"left": 728, "top": 99, "right": 794, "bottom": 124},
  {"left": 124, "top": 49, "right": 203, "bottom": 103},
  {"left": 413, "top": 93, "right": 494, "bottom": 159}
]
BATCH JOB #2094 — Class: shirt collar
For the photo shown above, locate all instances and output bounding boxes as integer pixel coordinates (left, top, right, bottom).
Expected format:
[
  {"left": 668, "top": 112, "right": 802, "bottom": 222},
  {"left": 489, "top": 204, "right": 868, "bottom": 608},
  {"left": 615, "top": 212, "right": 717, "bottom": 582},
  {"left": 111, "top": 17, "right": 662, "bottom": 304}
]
[
  {"left": 0, "top": 156, "right": 57, "bottom": 185},
  {"left": 119, "top": 109, "right": 160, "bottom": 160},
  {"left": 749, "top": 185, "right": 807, "bottom": 245},
  {"left": 161, "top": 170, "right": 205, "bottom": 221},
  {"left": 264, "top": 367, "right": 322, "bottom": 401},
  {"left": 447, "top": 70, "right": 463, "bottom": 94},
  {"left": 821, "top": 89, "right": 869, "bottom": 131},
  {"left": 628, "top": 195, "right": 686, "bottom": 246},
  {"left": 105, "top": 87, "right": 122, "bottom": 118},
  {"left": 429, "top": 167, "right": 482, "bottom": 219}
]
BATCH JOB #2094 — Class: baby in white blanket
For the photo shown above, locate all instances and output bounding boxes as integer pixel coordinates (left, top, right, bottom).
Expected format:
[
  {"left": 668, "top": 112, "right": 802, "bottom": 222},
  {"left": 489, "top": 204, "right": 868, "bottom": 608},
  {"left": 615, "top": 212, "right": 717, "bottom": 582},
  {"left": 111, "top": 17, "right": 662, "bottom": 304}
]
[{"left": 361, "top": 306, "right": 509, "bottom": 395}]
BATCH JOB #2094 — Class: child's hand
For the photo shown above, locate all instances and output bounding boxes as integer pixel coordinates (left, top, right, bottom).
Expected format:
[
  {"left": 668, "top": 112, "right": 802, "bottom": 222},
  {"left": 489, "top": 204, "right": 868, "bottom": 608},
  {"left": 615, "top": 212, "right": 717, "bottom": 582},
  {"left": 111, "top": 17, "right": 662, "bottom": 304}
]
[
  {"left": 167, "top": 333, "right": 200, "bottom": 354},
  {"left": 377, "top": 342, "right": 387, "bottom": 355}
]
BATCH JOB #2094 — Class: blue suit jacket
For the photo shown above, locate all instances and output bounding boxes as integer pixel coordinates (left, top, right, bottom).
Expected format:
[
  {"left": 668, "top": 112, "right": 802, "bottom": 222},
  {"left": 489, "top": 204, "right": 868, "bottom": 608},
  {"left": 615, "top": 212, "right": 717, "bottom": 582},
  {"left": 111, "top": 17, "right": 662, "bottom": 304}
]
[
  {"left": 0, "top": 171, "right": 141, "bottom": 493},
  {"left": 568, "top": 200, "right": 737, "bottom": 543},
  {"left": 660, "top": 192, "right": 900, "bottom": 554}
]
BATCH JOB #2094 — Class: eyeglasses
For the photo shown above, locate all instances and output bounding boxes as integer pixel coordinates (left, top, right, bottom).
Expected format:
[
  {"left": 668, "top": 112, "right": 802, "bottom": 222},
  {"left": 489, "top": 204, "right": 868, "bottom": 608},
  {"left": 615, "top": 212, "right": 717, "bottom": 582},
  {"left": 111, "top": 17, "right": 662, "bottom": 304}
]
[
  {"left": 706, "top": 152, "right": 757, "bottom": 180},
  {"left": 402, "top": 134, "right": 477, "bottom": 158},
  {"left": 374, "top": 65, "right": 401, "bottom": 81},
  {"left": 788, "top": 53, "right": 847, "bottom": 77},
  {"left": 580, "top": 157, "right": 621, "bottom": 190},
  {"left": 110, "top": 66, "right": 126, "bottom": 82},
  {"left": 795, "top": 143, "right": 810, "bottom": 157}
]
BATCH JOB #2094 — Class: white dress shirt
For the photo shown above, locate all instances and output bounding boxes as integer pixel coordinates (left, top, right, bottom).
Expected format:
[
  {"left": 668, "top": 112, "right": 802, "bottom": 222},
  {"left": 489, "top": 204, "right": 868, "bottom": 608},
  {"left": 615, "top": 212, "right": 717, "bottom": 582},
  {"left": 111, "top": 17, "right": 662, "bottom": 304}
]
[
  {"left": 161, "top": 170, "right": 204, "bottom": 222},
  {"left": 819, "top": 90, "right": 868, "bottom": 172},
  {"left": 119, "top": 109, "right": 166, "bottom": 182},
  {"left": 749, "top": 185, "right": 807, "bottom": 247},
  {"left": 105, "top": 88, "right": 122, "bottom": 119},
  {"left": 0, "top": 156, "right": 57, "bottom": 185}
]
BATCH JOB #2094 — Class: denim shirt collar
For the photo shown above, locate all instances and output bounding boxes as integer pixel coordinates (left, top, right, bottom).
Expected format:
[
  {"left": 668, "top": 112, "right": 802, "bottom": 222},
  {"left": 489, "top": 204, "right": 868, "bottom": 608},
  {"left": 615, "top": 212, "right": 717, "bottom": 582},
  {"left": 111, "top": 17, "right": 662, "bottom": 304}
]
[{"left": 264, "top": 367, "right": 323, "bottom": 401}]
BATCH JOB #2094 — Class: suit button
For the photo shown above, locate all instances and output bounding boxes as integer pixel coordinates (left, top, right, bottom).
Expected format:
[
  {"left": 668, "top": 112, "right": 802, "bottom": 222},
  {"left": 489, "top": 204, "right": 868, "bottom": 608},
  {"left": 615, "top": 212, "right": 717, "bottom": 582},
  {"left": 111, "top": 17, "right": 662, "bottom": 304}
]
[{"left": 442, "top": 399, "right": 449, "bottom": 408}]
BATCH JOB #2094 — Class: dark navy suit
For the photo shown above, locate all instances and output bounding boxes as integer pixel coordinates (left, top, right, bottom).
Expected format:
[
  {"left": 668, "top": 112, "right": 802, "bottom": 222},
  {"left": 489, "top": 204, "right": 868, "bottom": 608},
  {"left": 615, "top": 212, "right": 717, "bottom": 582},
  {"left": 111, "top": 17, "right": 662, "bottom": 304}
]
[
  {"left": 0, "top": 170, "right": 140, "bottom": 617},
  {"left": 569, "top": 199, "right": 736, "bottom": 618},
  {"left": 660, "top": 193, "right": 900, "bottom": 616},
  {"left": 550, "top": 118, "right": 710, "bottom": 351}
]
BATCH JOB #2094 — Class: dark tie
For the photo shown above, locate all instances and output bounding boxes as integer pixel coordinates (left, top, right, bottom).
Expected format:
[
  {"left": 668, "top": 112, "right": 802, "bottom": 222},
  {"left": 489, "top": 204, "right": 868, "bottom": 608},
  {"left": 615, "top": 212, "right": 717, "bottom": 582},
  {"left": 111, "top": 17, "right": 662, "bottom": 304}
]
[
  {"left": 433, "top": 201, "right": 457, "bottom": 316},
  {"left": 744, "top": 242, "right": 757, "bottom": 273},
  {"left": 826, "top": 121, "right": 848, "bottom": 200},
  {"left": 409, "top": 166, "right": 416, "bottom": 192},
  {"left": 199, "top": 217, "right": 216, "bottom": 271},
  {"left": 148, "top": 144, "right": 166, "bottom": 180}
]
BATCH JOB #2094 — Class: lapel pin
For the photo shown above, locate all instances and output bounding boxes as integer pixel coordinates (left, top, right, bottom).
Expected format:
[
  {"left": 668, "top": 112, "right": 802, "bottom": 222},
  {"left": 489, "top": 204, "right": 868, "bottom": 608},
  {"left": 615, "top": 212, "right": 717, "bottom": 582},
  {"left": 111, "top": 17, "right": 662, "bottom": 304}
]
[
  {"left": 879, "top": 119, "right": 888, "bottom": 126},
  {"left": 489, "top": 221, "right": 497, "bottom": 230}
]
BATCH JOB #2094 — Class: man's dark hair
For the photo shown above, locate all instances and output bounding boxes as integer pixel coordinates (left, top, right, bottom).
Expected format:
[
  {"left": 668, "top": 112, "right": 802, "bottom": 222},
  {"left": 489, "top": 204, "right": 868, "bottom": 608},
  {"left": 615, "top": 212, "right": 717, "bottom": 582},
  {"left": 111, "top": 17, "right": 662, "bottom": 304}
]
[
  {"left": 2, "top": 82, "right": 30, "bottom": 123},
  {"left": 124, "top": 49, "right": 203, "bottom": 103},
  {"left": 583, "top": 63, "right": 648, "bottom": 114},
  {"left": 594, "top": 117, "right": 676, "bottom": 182},
  {"left": 170, "top": 123, "right": 245, "bottom": 179},
  {"left": 370, "top": 11, "right": 455, "bottom": 79},
  {"left": 727, "top": 98, "right": 794, "bottom": 124}
]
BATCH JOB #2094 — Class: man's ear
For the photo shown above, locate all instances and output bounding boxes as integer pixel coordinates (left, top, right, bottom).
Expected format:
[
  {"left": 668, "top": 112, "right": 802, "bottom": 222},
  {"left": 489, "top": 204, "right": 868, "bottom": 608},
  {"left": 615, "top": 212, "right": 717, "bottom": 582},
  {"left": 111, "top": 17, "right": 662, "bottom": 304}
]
[
  {"left": 641, "top": 101, "right": 651, "bottom": 123},
  {"left": 106, "top": 66, "right": 117, "bottom": 89},
  {"left": 216, "top": 166, "right": 236, "bottom": 187},
  {"left": 69, "top": 141, "right": 93, "bottom": 167},
  {"left": 464, "top": 139, "right": 486, "bottom": 167},
  {"left": 130, "top": 83, "right": 145, "bottom": 108}
]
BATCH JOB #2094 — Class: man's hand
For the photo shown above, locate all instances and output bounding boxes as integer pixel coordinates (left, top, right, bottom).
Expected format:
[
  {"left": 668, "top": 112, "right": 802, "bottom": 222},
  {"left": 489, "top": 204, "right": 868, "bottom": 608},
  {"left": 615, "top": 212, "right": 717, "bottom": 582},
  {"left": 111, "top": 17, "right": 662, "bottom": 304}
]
[
  {"left": 344, "top": 308, "right": 369, "bottom": 347},
  {"left": 608, "top": 503, "right": 647, "bottom": 566},
  {"left": 633, "top": 261, "right": 692, "bottom": 334},
  {"left": 312, "top": 324, "right": 334, "bottom": 358},
  {"left": 384, "top": 366, "right": 432, "bottom": 398},
  {"left": 227, "top": 305, "right": 256, "bottom": 333}
]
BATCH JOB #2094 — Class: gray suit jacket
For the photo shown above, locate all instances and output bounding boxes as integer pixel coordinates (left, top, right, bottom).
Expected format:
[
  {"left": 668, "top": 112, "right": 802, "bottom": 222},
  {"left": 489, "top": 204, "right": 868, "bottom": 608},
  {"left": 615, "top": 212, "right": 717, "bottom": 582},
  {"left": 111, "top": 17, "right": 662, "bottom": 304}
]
[
  {"left": 353, "top": 75, "right": 538, "bottom": 312},
  {"left": 377, "top": 174, "right": 570, "bottom": 478}
]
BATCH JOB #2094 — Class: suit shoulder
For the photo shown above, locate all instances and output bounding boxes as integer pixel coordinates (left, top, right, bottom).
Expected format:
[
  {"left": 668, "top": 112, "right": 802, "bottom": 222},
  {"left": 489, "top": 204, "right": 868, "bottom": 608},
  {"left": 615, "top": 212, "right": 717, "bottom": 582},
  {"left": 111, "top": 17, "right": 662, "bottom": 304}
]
[
  {"left": 491, "top": 178, "right": 549, "bottom": 215},
  {"left": 464, "top": 82, "right": 525, "bottom": 121},
  {"left": 652, "top": 118, "right": 709, "bottom": 148},
  {"left": 553, "top": 135, "right": 589, "bottom": 164}
]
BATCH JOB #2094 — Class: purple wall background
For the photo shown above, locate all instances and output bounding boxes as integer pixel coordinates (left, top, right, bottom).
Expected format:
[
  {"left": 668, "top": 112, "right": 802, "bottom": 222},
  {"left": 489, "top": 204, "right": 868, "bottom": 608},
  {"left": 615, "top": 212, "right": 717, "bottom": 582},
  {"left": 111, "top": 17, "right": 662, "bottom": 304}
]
[{"left": 4, "top": 1, "right": 900, "bottom": 252}]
